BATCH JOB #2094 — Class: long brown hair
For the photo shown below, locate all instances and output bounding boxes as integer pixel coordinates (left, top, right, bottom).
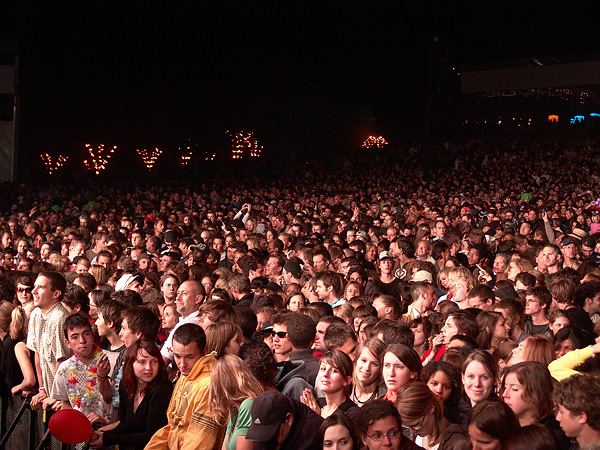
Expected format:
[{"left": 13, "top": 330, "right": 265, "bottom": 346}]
[{"left": 121, "top": 339, "right": 167, "bottom": 398}]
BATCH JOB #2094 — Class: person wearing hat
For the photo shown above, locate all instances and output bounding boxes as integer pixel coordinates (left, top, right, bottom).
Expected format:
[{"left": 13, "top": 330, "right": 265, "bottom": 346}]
[
  {"left": 246, "top": 391, "right": 323, "bottom": 450},
  {"left": 560, "top": 237, "right": 581, "bottom": 270},
  {"left": 365, "top": 251, "right": 401, "bottom": 301}
]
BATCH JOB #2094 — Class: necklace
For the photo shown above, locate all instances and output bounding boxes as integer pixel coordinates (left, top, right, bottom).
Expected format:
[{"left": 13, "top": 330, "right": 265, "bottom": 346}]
[
  {"left": 66, "top": 344, "right": 103, "bottom": 409},
  {"left": 352, "top": 384, "right": 377, "bottom": 405}
]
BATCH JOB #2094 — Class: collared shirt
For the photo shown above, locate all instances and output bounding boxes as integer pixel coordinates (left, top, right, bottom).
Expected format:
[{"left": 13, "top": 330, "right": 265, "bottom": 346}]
[
  {"left": 160, "top": 310, "right": 201, "bottom": 361},
  {"left": 26, "top": 302, "right": 71, "bottom": 391}
]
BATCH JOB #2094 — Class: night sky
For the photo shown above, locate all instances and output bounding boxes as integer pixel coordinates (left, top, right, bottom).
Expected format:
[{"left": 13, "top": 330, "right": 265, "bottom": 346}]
[{"left": 3, "top": 2, "right": 600, "bottom": 177}]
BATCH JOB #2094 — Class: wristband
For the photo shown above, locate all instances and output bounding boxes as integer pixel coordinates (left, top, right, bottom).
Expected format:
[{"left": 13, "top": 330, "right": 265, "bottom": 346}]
[{"left": 39, "top": 387, "right": 46, "bottom": 391}]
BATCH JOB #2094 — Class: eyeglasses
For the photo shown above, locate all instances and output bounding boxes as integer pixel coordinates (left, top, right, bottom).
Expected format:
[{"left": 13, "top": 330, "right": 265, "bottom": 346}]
[
  {"left": 270, "top": 331, "right": 288, "bottom": 339},
  {"left": 402, "top": 414, "right": 426, "bottom": 432},
  {"left": 17, "top": 287, "right": 33, "bottom": 293},
  {"left": 366, "top": 429, "right": 401, "bottom": 441}
]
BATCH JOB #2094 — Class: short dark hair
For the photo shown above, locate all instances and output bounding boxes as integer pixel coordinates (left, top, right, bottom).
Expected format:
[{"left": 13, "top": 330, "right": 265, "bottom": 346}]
[
  {"left": 234, "top": 307, "right": 258, "bottom": 339},
  {"left": 468, "top": 399, "right": 520, "bottom": 445},
  {"left": 307, "top": 301, "right": 334, "bottom": 318},
  {"left": 122, "top": 306, "right": 160, "bottom": 342},
  {"left": 98, "top": 299, "right": 125, "bottom": 333},
  {"left": 286, "top": 313, "right": 316, "bottom": 349},
  {"left": 528, "top": 286, "right": 552, "bottom": 310},
  {"left": 355, "top": 399, "right": 402, "bottom": 437},
  {"left": 553, "top": 374, "right": 600, "bottom": 431},
  {"left": 63, "top": 313, "right": 92, "bottom": 340},
  {"left": 371, "top": 319, "right": 414, "bottom": 347},
  {"left": 63, "top": 284, "right": 90, "bottom": 314},
  {"left": 111, "top": 289, "right": 143, "bottom": 307},
  {"left": 173, "top": 323, "right": 206, "bottom": 353},
  {"left": 324, "top": 322, "right": 356, "bottom": 352},
  {"left": 38, "top": 271, "right": 67, "bottom": 300}
]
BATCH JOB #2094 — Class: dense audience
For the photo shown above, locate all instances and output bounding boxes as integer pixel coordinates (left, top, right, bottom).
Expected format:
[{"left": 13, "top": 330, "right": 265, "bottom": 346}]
[{"left": 2, "top": 129, "right": 600, "bottom": 449}]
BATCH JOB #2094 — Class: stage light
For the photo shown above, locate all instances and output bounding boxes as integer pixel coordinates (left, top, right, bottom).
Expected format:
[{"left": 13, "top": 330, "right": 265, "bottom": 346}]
[
  {"left": 227, "top": 130, "right": 263, "bottom": 159},
  {"left": 83, "top": 144, "right": 115, "bottom": 175},
  {"left": 362, "top": 135, "right": 389, "bottom": 149},
  {"left": 40, "top": 154, "right": 68, "bottom": 175},
  {"left": 136, "top": 147, "right": 162, "bottom": 170}
]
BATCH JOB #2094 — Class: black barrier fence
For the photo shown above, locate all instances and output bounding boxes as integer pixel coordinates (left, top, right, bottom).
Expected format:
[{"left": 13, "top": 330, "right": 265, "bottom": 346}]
[{"left": 0, "top": 393, "right": 80, "bottom": 450}]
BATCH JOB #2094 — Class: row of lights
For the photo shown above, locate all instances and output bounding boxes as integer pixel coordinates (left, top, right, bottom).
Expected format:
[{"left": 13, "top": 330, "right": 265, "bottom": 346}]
[
  {"left": 362, "top": 135, "right": 389, "bottom": 149},
  {"left": 40, "top": 154, "right": 68, "bottom": 174}
]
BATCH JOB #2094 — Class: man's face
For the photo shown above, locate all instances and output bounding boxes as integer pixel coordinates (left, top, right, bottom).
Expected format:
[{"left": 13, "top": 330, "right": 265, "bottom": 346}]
[
  {"left": 131, "top": 233, "right": 144, "bottom": 248},
  {"left": 119, "top": 318, "right": 141, "bottom": 348},
  {"left": 314, "top": 321, "right": 330, "bottom": 352},
  {"left": 555, "top": 405, "right": 584, "bottom": 439},
  {"left": 334, "top": 337, "right": 357, "bottom": 361},
  {"left": 265, "top": 257, "right": 281, "bottom": 277},
  {"left": 541, "top": 247, "right": 558, "bottom": 267},
  {"left": 581, "top": 245, "right": 595, "bottom": 260},
  {"left": 65, "top": 325, "right": 95, "bottom": 360},
  {"left": 272, "top": 324, "right": 292, "bottom": 356},
  {"left": 173, "top": 340, "right": 203, "bottom": 376},
  {"left": 32, "top": 275, "right": 59, "bottom": 310},
  {"left": 313, "top": 255, "right": 328, "bottom": 273},
  {"left": 315, "top": 280, "right": 331, "bottom": 301},
  {"left": 1, "top": 233, "right": 12, "bottom": 249},
  {"left": 213, "top": 239, "right": 224, "bottom": 253},
  {"left": 97, "top": 255, "right": 112, "bottom": 270},
  {"left": 379, "top": 258, "right": 393, "bottom": 274},
  {"left": 423, "top": 285, "right": 438, "bottom": 310},
  {"left": 176, "top": 281, "right": 202, "bottom": 317},
  {"left": 525, "top": 294, "right": 543, "bottom": 316},
  {"left": 467, "top": 248, "right": 480, "bottom": 266},
  {"left": 435, "top": 222, "right": 446, "bottom": 237},
  {"left": 562, "top": 243, "right": 578, "bottom": 260}
]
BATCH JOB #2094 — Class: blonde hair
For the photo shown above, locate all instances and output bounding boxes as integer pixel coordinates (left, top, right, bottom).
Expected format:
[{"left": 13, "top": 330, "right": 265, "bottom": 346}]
[
  {"left": 448, "top": 266, "right": 476, "bottom": 290},
  {"left": 52, "top": 255, "right": 71, "bottom": 272},
  {"left": 0, "top": 302, "right": 14, "bottom": 335},
  {"left": 89, "top": 265, "right": 109, "bottom": 284},
  {"left": 208, "top": 354, "right": 264, "bottom": 424},
  {"left": 10, "top": 306, "right": 28, "bottom": 341}
]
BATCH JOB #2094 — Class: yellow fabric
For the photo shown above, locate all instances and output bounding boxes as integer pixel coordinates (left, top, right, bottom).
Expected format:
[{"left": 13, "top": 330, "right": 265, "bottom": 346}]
[
  {"left": 548, "top": 345, "right": 594, "bottom": 381},
  {"left": 144, "top": 352, "right": 225, "bottom": 450}
]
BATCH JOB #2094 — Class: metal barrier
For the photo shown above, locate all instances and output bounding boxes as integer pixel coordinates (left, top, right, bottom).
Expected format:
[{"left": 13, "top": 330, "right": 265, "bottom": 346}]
[{"left": 0, "top": 393, "right": 75, "bottom": 450}]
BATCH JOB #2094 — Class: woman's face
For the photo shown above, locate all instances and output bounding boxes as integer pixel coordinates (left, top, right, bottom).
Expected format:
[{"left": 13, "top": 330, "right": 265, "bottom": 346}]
[
  {"left": 318, "top": 360, "right": 351, "bottom": 394},
  {"left": 468, "top": 424, "right": 501, "bottom": 450},
  {"left": 345, "top": 284, "right": 360, "bottom": 299},
  {"left": 438, "top": 272, "right": 450, "bottom": 289},
  {"left": 508, "top": 341, "right": 525, "bottom": 366},
  {"left": 412, "top": 325, "right": 425, "bottom": 347},
  {"left": 323, "top": 424, "right": 353, "bottom": 450},
  {"left": 355, "top": 348, "right": 381, "bottom": 386},
  {"left": 16, "top": 284, "right": 33, "bottom": 305},
  {"left": 502, "top": 372, "right": 532, "bottom": 422},
  {"left": 493, "top": 256, "right": 507, "bottom": 274},
  {"left": 462, "top": 361, "right": 495, "bottom": 406},
  {"left": 287, "top": 295, "right": 305, "bottom": 312},
  {"left": 427, "top": 370, "right": 453, "bottom": 403},
  {"left": 416, "top": 242, "right": 429, "bottom": 258},
  {"left": 382, "top": 352, "right": 415, "bottom": 393},
  {"left": 555, "top": 338, "right": 576, "bottom": 359},
  {"left": 224, "top": 331, "right": 244, "bottom": 356},
  {"left": 133, "top": 348, "right": 159, "bottom": 385},
  {"left": 161, "top": 306, "right": 178, "bottom": 331},
  {"left": 492, "top": 317, "right": 509, "bottom": 342},
  {"left": 549, "top": 316, "right": 570, "bottom": 336}
]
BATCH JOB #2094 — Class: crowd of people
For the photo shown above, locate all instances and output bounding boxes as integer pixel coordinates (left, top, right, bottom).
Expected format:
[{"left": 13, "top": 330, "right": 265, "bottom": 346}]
[{"left": 2, "top": 130, "right": 600, "bottom": 450}]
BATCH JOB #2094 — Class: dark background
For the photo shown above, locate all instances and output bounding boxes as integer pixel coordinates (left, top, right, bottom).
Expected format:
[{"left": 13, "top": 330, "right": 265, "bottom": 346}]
[{"left": 2, "top": 1, "right": 600, "bottom": 178}]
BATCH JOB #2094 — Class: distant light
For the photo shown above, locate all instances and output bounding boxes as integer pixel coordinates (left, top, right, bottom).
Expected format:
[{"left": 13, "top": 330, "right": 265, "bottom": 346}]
[
  {"left": 362, "top": 135, "right": 389, "bottom": 149},
  {"left": 83, "top": 144, "right": 115, "bottom": 175},
  {"left": 40, "top": 154, "right": 68, "bottom": 175},
  {"left": 590, "top": 113, "right": 600, "bottom": 117},
  {"left": 548, "top": 115, "right": 559, "bottom": 122},
  {"left": 227, "top": 130, "right": 263, "bottom": 159},
  {"left": 136, "top": 147, "right": 162, "bottom": 170}
]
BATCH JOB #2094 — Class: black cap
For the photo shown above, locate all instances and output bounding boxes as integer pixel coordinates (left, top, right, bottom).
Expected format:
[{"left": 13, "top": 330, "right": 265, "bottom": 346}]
[
  {"left": 283, "top": 260, "right": 302, "bottom": 279},
  {"left": 246, "top": 392, "right": 292, "bottom": 442}
]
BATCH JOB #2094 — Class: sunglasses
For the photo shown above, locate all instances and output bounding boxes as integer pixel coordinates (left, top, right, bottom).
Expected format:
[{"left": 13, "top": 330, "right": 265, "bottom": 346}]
[
  {"left": 270, "top": 331, "right": 288, "bottom": 339},
  {"left": 17, "top": 287, "right": 33, "bottom": 293}
]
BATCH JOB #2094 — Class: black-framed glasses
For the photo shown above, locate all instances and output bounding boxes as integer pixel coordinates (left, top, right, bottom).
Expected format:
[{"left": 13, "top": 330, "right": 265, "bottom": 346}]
[
  {"left": 270, "top": 331, "right": 288, "bottom": 339},
  {"left": 402, "top": 414, "right": 426, "bottom": 432},
  {"left": 366, "top": 429, "right": 401, "bottom": 441}
]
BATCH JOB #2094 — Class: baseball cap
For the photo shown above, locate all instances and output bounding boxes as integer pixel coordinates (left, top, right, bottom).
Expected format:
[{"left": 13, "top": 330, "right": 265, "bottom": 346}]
[
  {"left": 246, "top": 392, "right": 292, "bottom": 442},
  {"left": 379, "top": 251, "right": 393, "bottom": 260},
  {"left": 412, "top": 270, "right": 433, "bottom": 283},
  {"left": 561, "top": 237, "right": 576, "bottom": 248}
]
